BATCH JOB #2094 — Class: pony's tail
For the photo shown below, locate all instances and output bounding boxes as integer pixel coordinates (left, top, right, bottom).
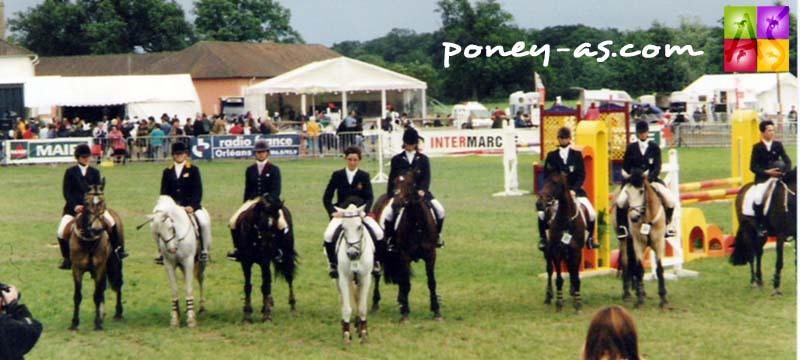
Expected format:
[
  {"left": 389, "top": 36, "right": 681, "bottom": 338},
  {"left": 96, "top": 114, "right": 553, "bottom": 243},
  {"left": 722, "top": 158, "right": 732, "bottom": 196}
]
[
  {"left": 382, "top": 253, "right": 411, "bottom": 284},
  {"left": 729, "top": 227, "right": 753, "bottom": 266},
  {"left": 274, "top": 234, "right": 298, "bottom": 283},
  {"left": 106, "top": 252, "right": 124, "bottom": 292}
]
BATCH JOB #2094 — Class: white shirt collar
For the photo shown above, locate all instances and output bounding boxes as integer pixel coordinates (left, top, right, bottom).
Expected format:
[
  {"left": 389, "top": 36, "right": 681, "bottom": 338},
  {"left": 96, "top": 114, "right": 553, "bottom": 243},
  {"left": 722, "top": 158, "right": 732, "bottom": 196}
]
[
  {"left": 763, "top": 139, "right": 773, "bottom": 151},
  {"left": 638, "top": 139, "right": 648, "bottom": 155},
  {"left": 256, "top": 159, "right": 269, "bottom": 174},
  {"left": 345, "top": 167, "right": 358, "bottom": 184},
  {"left": 558, "top": 146, "right": 570, "bottom": 163},
  {"left": 174, "top": 161, "right": 185, "bottom": 178},
  {"left": 78, "top": 164, "right": 88, "bottom": 176},
  {"left": 405, "top": 150, "right": 416, "bottom": 164}
]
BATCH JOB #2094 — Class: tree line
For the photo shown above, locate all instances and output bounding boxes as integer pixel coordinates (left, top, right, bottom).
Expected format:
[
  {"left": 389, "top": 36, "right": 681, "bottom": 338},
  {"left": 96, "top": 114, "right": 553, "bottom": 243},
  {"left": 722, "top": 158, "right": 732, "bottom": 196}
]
[
  {"left": 8, "top": 0, "right": 796, "bottom": 102},
  {"left": 333, "top": 0, "right": 797, "bottom": 102}
]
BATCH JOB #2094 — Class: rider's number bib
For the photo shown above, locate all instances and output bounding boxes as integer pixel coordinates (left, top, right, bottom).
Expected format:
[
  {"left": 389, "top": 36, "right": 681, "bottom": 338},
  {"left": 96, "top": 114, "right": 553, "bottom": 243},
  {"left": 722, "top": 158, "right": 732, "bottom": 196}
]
[
  {"left": 640, "top": 223, "right": 652, "bottom": 236},
  {"left": 561, "top": 233, "right": 572, "bottom": 245}
]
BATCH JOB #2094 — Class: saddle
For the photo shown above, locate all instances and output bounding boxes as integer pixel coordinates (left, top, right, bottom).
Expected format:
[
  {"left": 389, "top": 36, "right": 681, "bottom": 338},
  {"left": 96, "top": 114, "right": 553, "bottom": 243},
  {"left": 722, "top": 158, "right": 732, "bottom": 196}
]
[
  {"left": 63, "top": 217, "right": 116, "bottom": 240},
  {"left": 392, "top": 201, "right": 437, "bottom": 232},
  {"left": 759, "top": 178, "right": 780, "bottom": 216}
]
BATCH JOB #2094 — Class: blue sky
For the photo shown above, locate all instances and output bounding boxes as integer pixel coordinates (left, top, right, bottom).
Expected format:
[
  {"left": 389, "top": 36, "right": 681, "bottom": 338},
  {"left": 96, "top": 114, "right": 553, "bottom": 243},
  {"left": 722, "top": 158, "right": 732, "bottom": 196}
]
[{"left": 5, "top": 0, "right": 797, "bottom": 46}]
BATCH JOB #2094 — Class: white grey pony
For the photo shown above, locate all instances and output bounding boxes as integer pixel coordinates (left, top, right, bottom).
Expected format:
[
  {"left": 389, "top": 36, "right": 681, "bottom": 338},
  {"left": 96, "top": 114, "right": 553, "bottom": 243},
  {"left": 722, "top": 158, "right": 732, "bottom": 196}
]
[
  {"left": 149, "top": 195, "right": 207, "bottom": 327},
  {"left": 334, "top": 204, "right": 374, "bottom": 345}
]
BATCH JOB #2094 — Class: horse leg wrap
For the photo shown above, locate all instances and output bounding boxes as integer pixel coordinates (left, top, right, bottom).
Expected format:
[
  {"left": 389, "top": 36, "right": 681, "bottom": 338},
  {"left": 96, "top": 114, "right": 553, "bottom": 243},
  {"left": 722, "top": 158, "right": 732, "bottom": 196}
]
[{"left": 186, "top": 298, "right": 194, "bottom": 313}]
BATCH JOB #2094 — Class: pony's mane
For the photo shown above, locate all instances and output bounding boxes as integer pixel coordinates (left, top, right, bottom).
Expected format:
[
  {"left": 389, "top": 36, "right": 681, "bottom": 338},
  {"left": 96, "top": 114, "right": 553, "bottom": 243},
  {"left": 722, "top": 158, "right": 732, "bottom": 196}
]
[{"left": 154, "top": 196, "right": 188, "bottom": 222}]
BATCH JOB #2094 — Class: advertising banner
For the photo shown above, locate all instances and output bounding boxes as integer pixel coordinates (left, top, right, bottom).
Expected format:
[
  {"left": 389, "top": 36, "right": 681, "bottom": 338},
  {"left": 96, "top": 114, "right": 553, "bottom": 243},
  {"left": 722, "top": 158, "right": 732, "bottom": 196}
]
[
  {"left": 3, "top": 138, "right": 92, "bottom": 165},
  {"left": 191, "top": 134, "right": 301, "bottom": 160},
  {"left": 412, "top": 128, "right": 540, "bottom": 156}
]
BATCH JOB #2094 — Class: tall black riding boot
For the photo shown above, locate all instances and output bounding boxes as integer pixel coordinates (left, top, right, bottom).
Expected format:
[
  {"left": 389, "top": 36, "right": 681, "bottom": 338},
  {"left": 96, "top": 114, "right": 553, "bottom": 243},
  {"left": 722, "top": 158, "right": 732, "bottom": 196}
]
[
  {"left": 616, "top": 208, "right": 629, "bottom": 240},
  {"left": 227, "top": 229, "right": 240, "bottom": 261},
  {"left": 753, "top": 204, "right": 768, "bottom": 238},
  {"left": 586, "top": 219, "right": 599, "bottom": 249},
  {"left": 58, "top": 237, "right": 71, "bottom": 270},
  {"left": 537, "top": 217, "right": 547, "bottom": 251},
  {"left": 273, "top": 230, "right": 286, "bottom": 263},
  {"left": 324, "top": 241, "right": 338, "bottom": 279},
  {"left": 435, "top": 217, "right": 445, "bottom": 248},
  {"left": 664, "top": 207, "right": 676, "bottom": 237},
  {"left": 109, "top": 225, "right": 128, "bottom": 259}
]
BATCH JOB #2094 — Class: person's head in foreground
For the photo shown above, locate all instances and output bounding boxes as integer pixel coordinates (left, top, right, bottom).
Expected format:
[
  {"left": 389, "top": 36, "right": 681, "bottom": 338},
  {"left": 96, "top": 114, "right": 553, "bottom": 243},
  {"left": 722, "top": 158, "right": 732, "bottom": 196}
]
[{"left": 582, "top": 305, "right": 641, "bottom": 360}]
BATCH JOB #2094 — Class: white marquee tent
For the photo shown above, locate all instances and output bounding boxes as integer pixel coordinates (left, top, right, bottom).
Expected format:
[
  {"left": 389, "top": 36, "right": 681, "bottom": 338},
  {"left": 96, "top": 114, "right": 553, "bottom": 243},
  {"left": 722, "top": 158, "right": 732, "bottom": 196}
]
[
  {"left": 680, "top": 73, "right": 797, "bottom": 115},
  {"left": 244, "top": 56, "right": 427, "bottom": 120},
  {"left": 23, "top": 74, "right": 202, "bottom": 120}
]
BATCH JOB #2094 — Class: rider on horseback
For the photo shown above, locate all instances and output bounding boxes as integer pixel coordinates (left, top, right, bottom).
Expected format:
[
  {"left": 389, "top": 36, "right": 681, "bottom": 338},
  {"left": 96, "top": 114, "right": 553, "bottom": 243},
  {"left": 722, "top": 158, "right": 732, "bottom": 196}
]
[
  {"left": 322, "top": 146, "right": 384, "bottom": 278},
  {"left": 227, "top": 140, "right": 289, "bottom": 263},
  {"left": 155, "top": 142, "right": 212, "bottom": 264},
  {"left": 382, "top": 128, "right": 445, "bottom": 249},
  {"left": 57, "top": 144, "right": 127, "bottom": 269},
  {"left": 742, "top": 120, "right": 793, "bottom": 238},
  {"left": 537, "top": 127, "right": 599, "bottom": 251},
  {"left": 616, "top": 121, "right": 676, "bottom": 240}
]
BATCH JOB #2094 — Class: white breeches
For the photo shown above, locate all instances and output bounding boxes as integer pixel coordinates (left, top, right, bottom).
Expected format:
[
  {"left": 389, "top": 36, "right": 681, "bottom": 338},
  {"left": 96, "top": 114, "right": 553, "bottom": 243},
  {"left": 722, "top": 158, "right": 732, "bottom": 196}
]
[
  {"left": 576, "top": 196, "right": 596, "bottom": 221},
  {"left": 194, "top": 208, "right": 212, "bottom": 253},
  {"left": 324, "top": 216, "right": 384, "bottom": 243},
  {"left": 228, "top": 198, "right": 288, "bottom": 231},
  {"left": 381, "top": 197, "right": 445, "bottom": 224},
  {"left": 743, "top": 179, "right": 775, "bottom": 216},
  {"left": 537, "top": 197, "right": 595, "bottom": 221},
  {"left": 57, "top": 211, "right": 115, "bottom": 239},
  {"left": 616, "top": 182, "right": 675, "bottom": 209}
]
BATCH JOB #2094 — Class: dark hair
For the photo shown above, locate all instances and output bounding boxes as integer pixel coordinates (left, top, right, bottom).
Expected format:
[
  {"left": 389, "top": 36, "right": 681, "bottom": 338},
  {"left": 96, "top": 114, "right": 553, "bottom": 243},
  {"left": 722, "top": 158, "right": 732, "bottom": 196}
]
[
  {"left": 583, "top": 306, "right": 640, "bottom": 360},
  {"left": 759, "top": 120, "right": 775, "bottom": 133},
  {"left": 344, "top": 146, "right": 362, "bottom": 159}
]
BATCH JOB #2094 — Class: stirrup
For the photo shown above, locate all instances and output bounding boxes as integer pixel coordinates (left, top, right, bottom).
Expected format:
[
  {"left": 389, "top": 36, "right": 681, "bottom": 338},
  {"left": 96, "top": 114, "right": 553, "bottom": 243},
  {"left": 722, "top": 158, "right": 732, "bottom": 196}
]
[
  {"left": 537, "top": 239, "right": 547, "bottom": 251},
  {"left": 199, "top": 251, "right": 210, "bottom": 263},
  {"left": 226, "top": 250, "right": 240, "bottom": 262},
  {"left": 436, "top": 237, "right": 445, "bottom": 248},
  {"left": 59, "top": 258, "right": 71, "bottom": 270},
  {"left": 154, "top": 256, "right": 164, "bottom": 265},
  {"left": 328, "top": 264, "right": 339, "bottom": 279},
  {"left": 115, "top": 247, "right": 129, "bottom": 260},
  {"left": 616, "top": 226, "right": 629, "bottom": 239}
]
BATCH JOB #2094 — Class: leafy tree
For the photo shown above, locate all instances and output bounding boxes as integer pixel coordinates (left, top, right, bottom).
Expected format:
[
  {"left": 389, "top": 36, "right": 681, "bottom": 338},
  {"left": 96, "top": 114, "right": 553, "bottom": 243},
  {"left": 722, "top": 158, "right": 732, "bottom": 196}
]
[
  {"left": 193, "top": 0, "right": 303, "bottom": 43},
  {"left": 10, "top": 0, "right": 194, "bottom": 55}
]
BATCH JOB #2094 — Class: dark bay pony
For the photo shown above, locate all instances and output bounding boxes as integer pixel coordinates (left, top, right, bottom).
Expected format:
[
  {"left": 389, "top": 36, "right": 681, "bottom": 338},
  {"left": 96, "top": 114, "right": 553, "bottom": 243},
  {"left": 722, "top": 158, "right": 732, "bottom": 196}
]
[
  {"left": 537, "top": 173, "right": 587, "bottom": 313},
  {"left": 731, "top": 167, "right": 797, "bottom": 295},
  {"left": 234, "top": 196, "right": 298, "bottom": 322},
  {"left": 617, "top": 169, "right": 669, "bottom": 309},
  {"left": 376, "top": 169, "right": 441, "bottom": 322},
  {"left": 68, "top": 179, "right": 124, "bottom": 330}
]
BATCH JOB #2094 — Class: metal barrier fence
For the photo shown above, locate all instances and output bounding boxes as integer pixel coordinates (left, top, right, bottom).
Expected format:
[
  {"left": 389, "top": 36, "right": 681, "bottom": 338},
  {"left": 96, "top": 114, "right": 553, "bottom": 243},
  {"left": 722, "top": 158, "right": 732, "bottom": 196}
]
[
  {"left": 84, "top": 132, "right": 378, "bottom": 163},
  {"left": 672, "top": 123, "right": 797, "bottom": 148}
]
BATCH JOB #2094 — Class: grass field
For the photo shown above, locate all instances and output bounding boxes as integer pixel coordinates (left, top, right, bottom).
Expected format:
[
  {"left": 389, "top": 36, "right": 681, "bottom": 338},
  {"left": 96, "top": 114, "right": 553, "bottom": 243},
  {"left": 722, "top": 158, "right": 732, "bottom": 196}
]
[{"left": 0, "top": 148, "right": 795, "bottom": 359}]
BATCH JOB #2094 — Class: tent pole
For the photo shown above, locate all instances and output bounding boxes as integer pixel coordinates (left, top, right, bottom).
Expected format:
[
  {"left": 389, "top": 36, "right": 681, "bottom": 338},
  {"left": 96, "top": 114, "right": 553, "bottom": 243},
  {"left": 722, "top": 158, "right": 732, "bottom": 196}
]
[
  {"left": 373, "top": 89, "right": 388, "bottom": 183},
  {"left": 301, "top": 94, "right": 307, "bottom": 116},
  {"left": 342, "top": 91, "right": 347, "bottom": 117},
  {"left": 421, "top": 88, "right": 427, "bottom": 121}
]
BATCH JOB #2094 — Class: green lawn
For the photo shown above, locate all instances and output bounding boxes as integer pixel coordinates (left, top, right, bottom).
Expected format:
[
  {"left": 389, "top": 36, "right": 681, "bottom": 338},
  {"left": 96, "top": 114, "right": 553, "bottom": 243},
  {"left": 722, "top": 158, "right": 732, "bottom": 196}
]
[{"left": 0, "top": 148, "right": 795, "bottom": 359}]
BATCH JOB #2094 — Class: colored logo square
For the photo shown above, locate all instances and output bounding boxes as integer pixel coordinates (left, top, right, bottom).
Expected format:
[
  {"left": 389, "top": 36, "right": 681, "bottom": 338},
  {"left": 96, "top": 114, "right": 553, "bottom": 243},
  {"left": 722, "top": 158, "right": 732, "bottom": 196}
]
[
  {"left": 757, "top": 6, "right": 790, "bottom": 39},
  {"left": 724, "top": 6, "right": 757, "bottom": 39},
  {"left": 724, "top": 39, "right": 756, "bottom": 72},
  {"left": 757, "top": 39, "right": 789, "bottom": 72}
]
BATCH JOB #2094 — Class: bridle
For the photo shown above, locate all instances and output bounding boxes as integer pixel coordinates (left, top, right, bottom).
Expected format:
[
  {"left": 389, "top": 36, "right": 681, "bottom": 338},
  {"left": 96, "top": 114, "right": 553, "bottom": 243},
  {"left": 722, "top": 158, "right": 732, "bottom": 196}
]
[
  {"left": 338, "top": 209, "right": 366, "bottom": 261},
  {"left": 75, "top": 190, "right": 107, "bottom": 242}
]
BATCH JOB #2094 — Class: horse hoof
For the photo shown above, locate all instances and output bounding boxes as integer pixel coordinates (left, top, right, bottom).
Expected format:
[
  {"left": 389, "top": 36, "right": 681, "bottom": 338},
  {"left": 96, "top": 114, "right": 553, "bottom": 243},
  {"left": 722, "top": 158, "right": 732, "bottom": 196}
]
[
  {"left": 94, "top": 324, "right": 104, "bottom": 331},
  {"left": 187, "top": 320, "right": 197, "bottom": 328},
  {"left": 343, "top": 332, "right": 352, "bottom": 346},
  {"left": 434, "top": 313, "right": 443, "bottom": 321},
  {"left": 198, "top": 307, "right": 207, "bottom": 315},
  {"left": 69, "top": 325, "right": 79, "bottom": 331},
  {"left": 113, "top": 314, "right": 124, "bottom": 321},
  {"left": 399, "top": 316, "right": 409, "bottom": 325},
  {"left": 370, "top": 304, "right": 381, "bottom": 313},
  {"left": 622, "top": 293, "right": 632, "bottom": 302},
  {"left": 243, "top": 317, "right": 253, "bottom": 324},
  {"left": 772, "top": 289, "right": 783, "bottom": 297},
  {"left": 262, "top": 314, "right": 272, "bottom": 323},
  {"left": 360, "top": 334, "right": 369, "bottom": 344}
]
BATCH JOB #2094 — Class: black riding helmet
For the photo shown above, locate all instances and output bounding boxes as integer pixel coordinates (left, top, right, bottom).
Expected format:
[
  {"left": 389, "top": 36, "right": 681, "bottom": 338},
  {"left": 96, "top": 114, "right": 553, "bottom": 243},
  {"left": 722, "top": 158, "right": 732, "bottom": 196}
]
[
  {"left": 74, "top": 144, "right": 91, "bottom": 159},
  {"left": 635, "top": 120, "right": 649, "bottom": 134},
  {"left": 557, "top": 127, "right": 571, "bottom": 139},
  {"left": 403, "top": 128, "right": 422, "bottom": 145},
  {"left": 171, "top": 141, "right": 188, "bottom": 155}
]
